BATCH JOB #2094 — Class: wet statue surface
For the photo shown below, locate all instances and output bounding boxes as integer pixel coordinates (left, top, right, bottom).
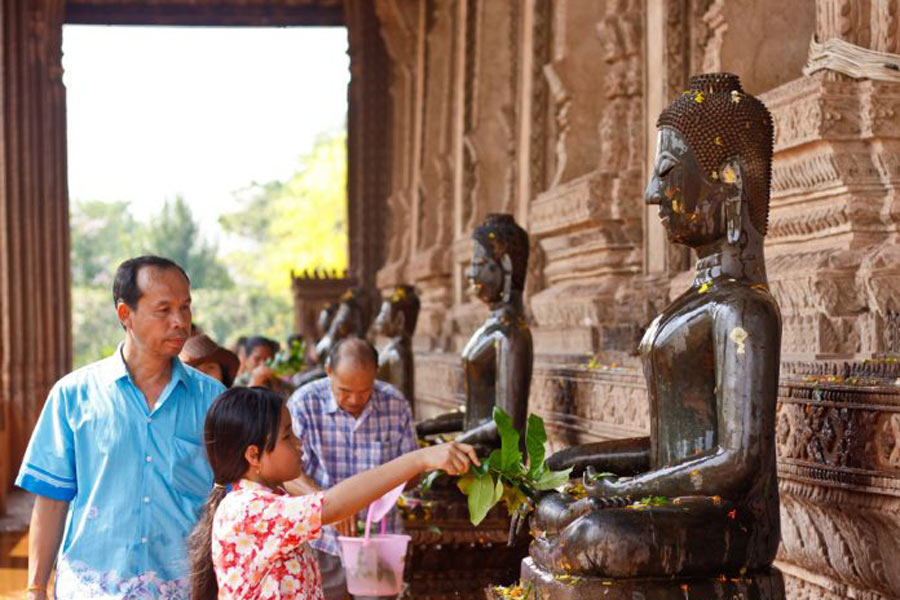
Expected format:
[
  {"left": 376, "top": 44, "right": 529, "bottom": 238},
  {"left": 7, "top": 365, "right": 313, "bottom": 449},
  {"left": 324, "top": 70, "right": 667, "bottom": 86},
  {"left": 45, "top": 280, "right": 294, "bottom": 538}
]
[
  {"left": 529, "top": 74, "right": 783, "bottom": 587},
  {"left": 374, "top": 285, "right": 419, "bottom": 410},
  {"left": 417, "top": 214, "right": 533, "bottom": 451}
]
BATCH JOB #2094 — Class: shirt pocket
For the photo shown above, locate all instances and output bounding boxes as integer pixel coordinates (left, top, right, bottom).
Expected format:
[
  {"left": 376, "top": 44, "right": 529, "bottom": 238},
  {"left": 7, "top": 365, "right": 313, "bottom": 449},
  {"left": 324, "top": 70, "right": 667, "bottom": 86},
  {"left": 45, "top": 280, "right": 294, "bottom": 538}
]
[
  {"left": 363, "top": 440, "right": 383, "bottom": 470},
  {"left": 171, "top": 436, "right": 212, "bottom": 501}
]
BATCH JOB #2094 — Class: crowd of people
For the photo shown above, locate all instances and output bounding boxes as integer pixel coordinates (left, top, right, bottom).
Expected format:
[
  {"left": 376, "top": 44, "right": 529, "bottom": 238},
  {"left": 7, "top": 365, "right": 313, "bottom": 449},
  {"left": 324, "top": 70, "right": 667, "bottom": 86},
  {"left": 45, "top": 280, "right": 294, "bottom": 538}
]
[{"left": 16, "top": 255, "right": 477, "bottom": 600}]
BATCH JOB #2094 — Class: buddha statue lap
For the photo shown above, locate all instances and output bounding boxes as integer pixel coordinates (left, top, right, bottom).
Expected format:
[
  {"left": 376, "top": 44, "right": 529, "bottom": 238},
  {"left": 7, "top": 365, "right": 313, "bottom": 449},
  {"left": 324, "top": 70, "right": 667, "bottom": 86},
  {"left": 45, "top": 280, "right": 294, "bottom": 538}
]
[
  {"left": 523, "top": 74, "right": 784, "bottom": 599},
  {"left": 374, "top": 285, "right": 420, "bottom": 410}
]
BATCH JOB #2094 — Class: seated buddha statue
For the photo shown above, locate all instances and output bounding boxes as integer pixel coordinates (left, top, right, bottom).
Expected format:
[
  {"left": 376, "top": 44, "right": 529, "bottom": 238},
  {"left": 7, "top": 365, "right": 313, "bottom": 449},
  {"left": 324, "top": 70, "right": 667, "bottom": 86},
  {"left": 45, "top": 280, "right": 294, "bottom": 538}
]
[
  {"left": 373, "top": 285, "right": 420, "bottom": 410},
  {"left": 529, "top": 73, "right": 782, "bottom": 582},
  {"left": 416, "top": 214, "right": 533, "bottom": 449},
  {"left": 295, "top": 289, "right": 369, "bottom": 387}
]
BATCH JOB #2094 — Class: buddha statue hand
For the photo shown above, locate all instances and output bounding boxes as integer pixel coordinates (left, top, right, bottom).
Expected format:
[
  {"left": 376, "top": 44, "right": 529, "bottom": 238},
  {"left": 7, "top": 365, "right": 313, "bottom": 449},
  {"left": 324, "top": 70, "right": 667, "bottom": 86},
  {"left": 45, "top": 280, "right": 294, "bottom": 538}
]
[{"left": 582, "top": 466, "right": 622, "bottom": 498}]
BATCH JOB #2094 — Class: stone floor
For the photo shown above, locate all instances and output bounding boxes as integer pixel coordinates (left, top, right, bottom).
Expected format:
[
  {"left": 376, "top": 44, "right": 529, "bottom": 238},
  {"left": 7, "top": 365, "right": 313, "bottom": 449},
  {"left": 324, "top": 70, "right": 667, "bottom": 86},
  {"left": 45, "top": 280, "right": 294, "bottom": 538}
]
[{"left": 0, "top": 491, "right": 41, "bottom": 600}]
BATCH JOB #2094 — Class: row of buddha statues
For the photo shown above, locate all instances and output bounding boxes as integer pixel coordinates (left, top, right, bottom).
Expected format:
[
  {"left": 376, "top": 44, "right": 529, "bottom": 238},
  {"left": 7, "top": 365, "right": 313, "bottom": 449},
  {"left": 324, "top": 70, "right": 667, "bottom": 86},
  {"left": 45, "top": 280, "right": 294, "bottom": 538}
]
[{"left": 303, "top": 73, "right": 784, "bottom": 598}]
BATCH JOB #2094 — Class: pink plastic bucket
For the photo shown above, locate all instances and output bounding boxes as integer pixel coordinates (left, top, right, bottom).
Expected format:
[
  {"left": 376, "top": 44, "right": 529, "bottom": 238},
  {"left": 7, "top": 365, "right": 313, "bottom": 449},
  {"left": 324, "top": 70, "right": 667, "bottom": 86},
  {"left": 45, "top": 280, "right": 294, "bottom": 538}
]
[{"left": 337, "top": 534, "right": 411, "bottom": 596}]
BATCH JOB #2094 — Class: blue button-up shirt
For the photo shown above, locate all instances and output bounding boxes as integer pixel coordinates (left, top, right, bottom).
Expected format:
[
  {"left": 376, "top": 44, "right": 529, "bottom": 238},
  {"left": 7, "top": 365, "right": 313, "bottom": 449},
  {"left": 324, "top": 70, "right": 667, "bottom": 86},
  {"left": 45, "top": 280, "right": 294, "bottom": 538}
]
[
  {"left": 15, "top": 345, "right": 225, "bottom": 600},
  {"left": 288, "top": 378, "right": 418, "bottom": 556}
]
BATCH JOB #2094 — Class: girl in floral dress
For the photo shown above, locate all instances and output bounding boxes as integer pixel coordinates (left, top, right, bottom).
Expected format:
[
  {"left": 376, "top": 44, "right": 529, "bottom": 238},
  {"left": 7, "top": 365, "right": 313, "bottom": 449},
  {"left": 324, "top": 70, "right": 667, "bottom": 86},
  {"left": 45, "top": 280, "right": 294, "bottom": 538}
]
[{"left": 189, "top": 387, "right": 478, "bottom": 600}]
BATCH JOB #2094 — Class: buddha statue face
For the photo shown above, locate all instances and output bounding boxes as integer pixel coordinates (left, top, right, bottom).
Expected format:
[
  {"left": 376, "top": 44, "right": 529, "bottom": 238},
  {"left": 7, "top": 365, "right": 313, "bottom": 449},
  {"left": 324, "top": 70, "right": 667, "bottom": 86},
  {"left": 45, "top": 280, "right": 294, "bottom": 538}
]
[
  {"left": 645, "top": 73, "right": 774, "bottom": 250},
  {"left": 644, "top": 127, "right": 738, "bottom": 247},
  {"left": 468, "top": 240, "right": 507, "bottom": 304},
  {"left": 467, "top": 213, "right": 529, "bottom": 306}
]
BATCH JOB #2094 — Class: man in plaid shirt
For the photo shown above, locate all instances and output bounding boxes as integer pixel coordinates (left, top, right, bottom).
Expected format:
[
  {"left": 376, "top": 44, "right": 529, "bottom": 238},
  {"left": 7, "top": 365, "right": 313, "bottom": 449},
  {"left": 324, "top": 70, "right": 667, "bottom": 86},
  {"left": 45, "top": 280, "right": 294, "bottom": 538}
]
[{"left": 287, "top": 337, "right": 418, "bottom": 600}]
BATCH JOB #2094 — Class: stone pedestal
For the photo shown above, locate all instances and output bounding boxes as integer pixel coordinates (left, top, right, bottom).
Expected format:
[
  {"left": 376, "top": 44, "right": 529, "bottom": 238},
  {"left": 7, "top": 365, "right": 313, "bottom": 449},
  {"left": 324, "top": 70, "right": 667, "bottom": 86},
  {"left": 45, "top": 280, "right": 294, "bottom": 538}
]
[
  {"left": 516, "top": 558, "right": 785, "bottom": 600},
  {"left": 401, "top": 485, "right": 529, "bottom": 600}
]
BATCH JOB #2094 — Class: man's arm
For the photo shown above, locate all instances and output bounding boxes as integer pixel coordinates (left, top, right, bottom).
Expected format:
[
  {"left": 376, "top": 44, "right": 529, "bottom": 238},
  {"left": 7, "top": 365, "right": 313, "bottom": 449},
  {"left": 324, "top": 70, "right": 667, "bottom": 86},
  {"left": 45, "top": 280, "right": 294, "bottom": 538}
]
[{"left": 27, "top": 496, "right": 69, "bottom": 599}]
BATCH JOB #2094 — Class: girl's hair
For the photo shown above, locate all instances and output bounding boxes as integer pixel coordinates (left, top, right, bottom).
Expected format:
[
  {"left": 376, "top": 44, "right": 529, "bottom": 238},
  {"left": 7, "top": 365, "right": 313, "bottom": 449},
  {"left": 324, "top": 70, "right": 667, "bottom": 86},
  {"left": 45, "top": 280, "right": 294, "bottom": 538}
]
[{"left": 188, "top": 386, "right": 285, "bottom": 600}]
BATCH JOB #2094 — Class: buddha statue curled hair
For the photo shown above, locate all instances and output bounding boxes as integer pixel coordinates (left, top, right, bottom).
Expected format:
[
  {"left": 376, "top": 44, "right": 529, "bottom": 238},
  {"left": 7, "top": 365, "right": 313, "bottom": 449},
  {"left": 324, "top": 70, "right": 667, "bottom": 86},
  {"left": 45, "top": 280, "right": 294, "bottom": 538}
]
[
  {"left": 657, "top": 72, "right": 774, "bottom": 235},
  {"left": 472, "top": 213, "right": 529, "bottom": 294}
]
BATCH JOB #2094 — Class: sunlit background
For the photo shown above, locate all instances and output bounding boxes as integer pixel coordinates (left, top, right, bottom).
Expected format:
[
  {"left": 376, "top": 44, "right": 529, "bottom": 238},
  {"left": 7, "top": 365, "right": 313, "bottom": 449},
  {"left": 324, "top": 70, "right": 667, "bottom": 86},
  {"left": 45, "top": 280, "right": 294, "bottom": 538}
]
[{"left": 64, "top": 25, "right": 350, "bottom": 365}]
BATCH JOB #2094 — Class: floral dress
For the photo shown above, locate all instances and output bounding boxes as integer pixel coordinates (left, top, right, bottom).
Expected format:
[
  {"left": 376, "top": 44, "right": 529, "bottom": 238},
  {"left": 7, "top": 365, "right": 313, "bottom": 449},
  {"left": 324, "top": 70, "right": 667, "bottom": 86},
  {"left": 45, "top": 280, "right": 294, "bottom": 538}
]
[{"left": 212, "top": 479, "right": 325, "bottom": 599}]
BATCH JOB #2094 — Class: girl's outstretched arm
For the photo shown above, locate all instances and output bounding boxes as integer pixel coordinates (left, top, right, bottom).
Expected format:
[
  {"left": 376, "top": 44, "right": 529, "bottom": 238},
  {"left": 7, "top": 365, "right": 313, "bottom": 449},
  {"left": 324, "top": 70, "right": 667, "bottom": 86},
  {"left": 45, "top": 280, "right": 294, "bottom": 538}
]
[{"left": 321, "top": 442, "right": 479, "bottom": 525}]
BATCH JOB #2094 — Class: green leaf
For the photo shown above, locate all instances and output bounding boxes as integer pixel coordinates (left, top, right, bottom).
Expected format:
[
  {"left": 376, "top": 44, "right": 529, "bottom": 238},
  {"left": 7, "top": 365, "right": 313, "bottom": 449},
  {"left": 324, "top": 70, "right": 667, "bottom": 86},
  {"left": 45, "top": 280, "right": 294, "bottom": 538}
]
[
  {"left": 533, "top": 467, "right": 573, "bottom": 491},
  {"left": 493, "top": 406, "right": 522, "bottom": 474},
  {"left": 467, "top": 472, "right": 502, "bottom": 526},
  {"left": 457, "top": 473, "right": 476, "bottom": 495},
  {"left": 487, "top": 449, "right": 504, "bottom": 472},
  {"left": 524, "top": 414, "right": 547, "bottom": 479}
]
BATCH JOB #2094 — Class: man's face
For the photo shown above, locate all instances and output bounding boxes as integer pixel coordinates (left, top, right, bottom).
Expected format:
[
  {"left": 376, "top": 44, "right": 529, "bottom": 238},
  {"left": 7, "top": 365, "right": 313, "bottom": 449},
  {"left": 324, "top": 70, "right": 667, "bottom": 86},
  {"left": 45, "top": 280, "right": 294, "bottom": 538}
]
[
  {"left": 328, "top": 361, "right": 376, "bottom": 418},
  {"left": 246, "top": 345, "right": 274, "bottom": 371},
  {"left": 119, "top": 266, "right": 191, "bottom": 358}
]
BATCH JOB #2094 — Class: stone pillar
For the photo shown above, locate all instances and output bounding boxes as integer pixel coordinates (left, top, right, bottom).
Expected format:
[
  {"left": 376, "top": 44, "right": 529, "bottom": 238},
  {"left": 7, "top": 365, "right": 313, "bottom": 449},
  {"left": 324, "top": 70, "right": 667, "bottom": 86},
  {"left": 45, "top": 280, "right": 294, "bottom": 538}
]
[
  {"left": 345, "top": 0, "right": 390, "bottom": 299},
  {"left": 0, "top": 0, "right": 71, "bottom": 512}
]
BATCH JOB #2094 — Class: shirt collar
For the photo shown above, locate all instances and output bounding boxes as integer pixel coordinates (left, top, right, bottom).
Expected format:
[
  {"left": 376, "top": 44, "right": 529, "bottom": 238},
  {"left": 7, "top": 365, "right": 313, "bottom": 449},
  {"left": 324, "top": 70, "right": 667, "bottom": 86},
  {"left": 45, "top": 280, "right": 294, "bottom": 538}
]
[
  {"left": 325, "top": 378, "right": 378, "bottom": 421},
  {"left": 234, "top": 479, "right": 286, "bottom": 495},
  {"left": 99, "top": 342, "right": 188, "bottom": 391}
]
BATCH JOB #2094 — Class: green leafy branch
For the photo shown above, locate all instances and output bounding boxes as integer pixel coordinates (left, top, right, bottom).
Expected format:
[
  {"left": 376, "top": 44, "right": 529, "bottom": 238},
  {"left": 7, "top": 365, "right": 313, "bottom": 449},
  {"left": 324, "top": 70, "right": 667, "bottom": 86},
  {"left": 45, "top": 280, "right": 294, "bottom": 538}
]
[
  {"left": 453, "top": 407, "right": 572, "bottom": 526},
  {"left": 266, "top": 339, "right": 307, "bottom": 377}
]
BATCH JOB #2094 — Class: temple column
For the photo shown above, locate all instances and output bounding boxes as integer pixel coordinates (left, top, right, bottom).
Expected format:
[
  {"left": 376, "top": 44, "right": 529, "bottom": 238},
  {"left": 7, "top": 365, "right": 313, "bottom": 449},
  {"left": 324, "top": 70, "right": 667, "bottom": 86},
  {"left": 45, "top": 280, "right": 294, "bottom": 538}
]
[{"left": 0, "top": 0, "right": 71, "bottom": 513}]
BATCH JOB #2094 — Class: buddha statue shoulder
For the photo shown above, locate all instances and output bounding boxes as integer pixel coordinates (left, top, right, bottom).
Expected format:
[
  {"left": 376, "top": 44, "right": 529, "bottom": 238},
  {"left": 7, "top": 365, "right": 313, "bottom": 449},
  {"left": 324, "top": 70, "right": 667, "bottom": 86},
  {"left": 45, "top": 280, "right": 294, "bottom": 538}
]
[
  {"left": 531, "top": 73, "right": 782, "bottom": 580},
  {"left": 416, "top": 214, "right": 534, "bottom": 449},
  {"left": 374, "top": 285, "right": 419, "bottom": 409}
]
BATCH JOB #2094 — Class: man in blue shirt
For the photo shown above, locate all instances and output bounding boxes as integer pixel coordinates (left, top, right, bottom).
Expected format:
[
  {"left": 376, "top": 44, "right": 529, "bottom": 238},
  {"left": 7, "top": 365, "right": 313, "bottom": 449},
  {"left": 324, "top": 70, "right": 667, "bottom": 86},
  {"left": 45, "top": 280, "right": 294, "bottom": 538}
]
[{"left": 17, "top": 256, "right": 225, "bottom": 600}]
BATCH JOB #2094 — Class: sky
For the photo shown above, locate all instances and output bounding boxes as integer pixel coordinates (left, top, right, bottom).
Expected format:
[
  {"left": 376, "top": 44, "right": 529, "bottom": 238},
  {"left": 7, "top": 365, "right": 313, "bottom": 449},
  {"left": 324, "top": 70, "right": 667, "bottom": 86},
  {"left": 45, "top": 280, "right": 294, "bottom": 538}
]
[{"left": 63, "top": 25, "right": 350, "bottom": 242}]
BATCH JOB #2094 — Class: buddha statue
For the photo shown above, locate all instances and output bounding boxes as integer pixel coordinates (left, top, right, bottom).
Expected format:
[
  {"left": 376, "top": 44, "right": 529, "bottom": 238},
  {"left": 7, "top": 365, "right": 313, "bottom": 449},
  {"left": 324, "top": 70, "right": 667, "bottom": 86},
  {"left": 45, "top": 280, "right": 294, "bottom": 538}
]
[
  {"left": 373, "top": 285, "right": 420, "bottom": 409},
  {"left": 416, "top": 214, "right": 533, "bottom": 449},
  {"left": 295, "top": 289, "right": 370, "bottom": 387},
  {"left": 526, "top": 74, "right": 783, "bottom": 593}
]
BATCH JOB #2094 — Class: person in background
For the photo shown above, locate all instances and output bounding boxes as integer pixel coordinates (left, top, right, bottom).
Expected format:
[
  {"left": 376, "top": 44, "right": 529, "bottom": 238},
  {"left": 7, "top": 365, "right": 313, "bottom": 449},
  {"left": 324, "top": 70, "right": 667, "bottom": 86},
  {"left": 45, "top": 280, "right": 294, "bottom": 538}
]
[
  {"left": 233, "top": 336, "right": 280, "bottom": 387},
  {"left": 16, "top": 255, "right": 225, "bottom": 600},
  {"left": 232, "top": 336, "right": 249, "bottom": 378},
  {"left": 287, "top": 337, "right": 418, "bottom": 600},
  {"left": 180, "top": 333, "right": 241, "bottom": 387}
]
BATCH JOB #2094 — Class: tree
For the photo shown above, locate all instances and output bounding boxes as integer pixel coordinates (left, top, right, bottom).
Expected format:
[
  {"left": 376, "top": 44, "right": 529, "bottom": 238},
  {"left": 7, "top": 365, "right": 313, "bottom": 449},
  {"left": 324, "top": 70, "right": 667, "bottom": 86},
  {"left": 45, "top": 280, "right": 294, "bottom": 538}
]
[
  {"left": 220, "top": 130, "right": 348, "bottom": 295},
  {"left": 143, "top": 196, "right": 233, "bottom": 288},
  {"left": 70, "top": 200, "right": 142, "bottom": 287}
]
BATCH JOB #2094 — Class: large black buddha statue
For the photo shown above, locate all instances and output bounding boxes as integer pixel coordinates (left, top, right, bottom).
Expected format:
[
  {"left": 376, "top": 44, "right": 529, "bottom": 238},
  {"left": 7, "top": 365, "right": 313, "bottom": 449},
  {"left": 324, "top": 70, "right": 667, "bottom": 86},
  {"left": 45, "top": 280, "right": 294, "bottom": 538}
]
[
  {"left": 374, "top": 285, "right": 420, "bottom": 410},
  {"left": 416, "top": 214, "right": 533, "bottom": 449},
  {"left": 525, "top": 74, "right": 783, "bottom": 595}
]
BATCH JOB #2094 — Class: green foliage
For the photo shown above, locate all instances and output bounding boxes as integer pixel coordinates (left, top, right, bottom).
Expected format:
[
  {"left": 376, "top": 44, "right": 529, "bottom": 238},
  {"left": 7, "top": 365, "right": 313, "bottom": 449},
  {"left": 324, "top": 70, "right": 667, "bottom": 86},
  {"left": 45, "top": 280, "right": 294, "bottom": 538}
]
[
  {"left": 70, "top": 200, "right": 142, "bottom": 287},
  {"left": 454, "top": 408, "right": 573, "bottom": 526},
  {"left": 220, "top": 130, "right": 348, "bottom": 296},
  {"left": 266, "top": 338, "right": 307, "bottom": 377},
  {"left": 143, "top": 197, "right": 232, "bottom": 289}
]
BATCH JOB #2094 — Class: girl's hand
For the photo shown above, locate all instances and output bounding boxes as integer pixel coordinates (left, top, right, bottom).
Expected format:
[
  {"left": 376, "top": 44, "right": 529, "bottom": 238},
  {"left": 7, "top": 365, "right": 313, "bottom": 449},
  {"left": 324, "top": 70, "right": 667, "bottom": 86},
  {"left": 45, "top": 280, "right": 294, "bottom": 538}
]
[{"left": 418, "top": 442, "right": 480, "bottom": 475}]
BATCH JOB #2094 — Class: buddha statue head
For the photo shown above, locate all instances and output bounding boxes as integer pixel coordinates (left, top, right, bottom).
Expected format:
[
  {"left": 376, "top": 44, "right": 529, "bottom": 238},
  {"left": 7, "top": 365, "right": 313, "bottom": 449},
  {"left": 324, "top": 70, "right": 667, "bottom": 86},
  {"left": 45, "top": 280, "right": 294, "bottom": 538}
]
[
  {"left": 644, "top": 73, "right": 773, "bottom": 255},
  {"left": 468, "top": 213, "right": 529, "bottom": 305},
  {"left": 374, "top": 285, "right": 420, "bottom": 339},
  {"left": 315, "top": 289, "right": 367, "bottom": 363}
]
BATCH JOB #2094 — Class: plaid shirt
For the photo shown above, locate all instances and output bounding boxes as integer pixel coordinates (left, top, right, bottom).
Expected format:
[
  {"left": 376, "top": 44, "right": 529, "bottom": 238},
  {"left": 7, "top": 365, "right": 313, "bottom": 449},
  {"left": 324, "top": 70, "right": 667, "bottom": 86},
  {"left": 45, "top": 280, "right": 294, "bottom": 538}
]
[{"left": 287, "top": 377, "right": 418, "bottom": 555}]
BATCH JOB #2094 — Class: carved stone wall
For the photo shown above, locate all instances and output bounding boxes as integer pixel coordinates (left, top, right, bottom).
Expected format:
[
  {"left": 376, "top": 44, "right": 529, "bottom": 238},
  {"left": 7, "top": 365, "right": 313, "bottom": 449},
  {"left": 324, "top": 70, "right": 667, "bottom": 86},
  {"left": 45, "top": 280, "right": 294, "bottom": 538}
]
[{"left": 375, "top": 0, "right": 900, "bottom": 597}]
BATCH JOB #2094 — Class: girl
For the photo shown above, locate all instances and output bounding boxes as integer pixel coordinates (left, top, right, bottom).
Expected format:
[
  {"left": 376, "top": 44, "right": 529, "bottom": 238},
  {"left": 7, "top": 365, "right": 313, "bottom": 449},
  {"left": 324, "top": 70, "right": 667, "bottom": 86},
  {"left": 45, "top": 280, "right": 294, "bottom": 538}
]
[{"left": 189, "top": 386, "right": 479, "bottom": 600}]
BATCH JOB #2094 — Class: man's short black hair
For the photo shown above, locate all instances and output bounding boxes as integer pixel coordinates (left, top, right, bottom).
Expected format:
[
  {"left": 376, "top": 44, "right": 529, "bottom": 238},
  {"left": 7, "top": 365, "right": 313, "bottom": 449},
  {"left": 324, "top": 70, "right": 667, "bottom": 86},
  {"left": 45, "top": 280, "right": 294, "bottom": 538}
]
[
  {"left": 112, "top": 255, "right": 190, "bottom": 310},
  {"left": 328, "top": 336, "right": 379, "bottom": 372},
  {"left": 245, "top": 336, "right": 280, "bottom": 356}
]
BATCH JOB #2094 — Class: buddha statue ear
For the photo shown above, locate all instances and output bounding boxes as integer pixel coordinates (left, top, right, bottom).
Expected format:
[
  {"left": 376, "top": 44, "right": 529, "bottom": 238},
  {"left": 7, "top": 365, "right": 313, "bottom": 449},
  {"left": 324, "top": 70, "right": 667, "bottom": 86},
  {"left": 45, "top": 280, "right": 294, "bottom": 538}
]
[
  {"left": 500, "top": 253, "right": 513, "bottom": 303},
  {"left": 720, "top": 159, "right": 743, "bottom": 245}
]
